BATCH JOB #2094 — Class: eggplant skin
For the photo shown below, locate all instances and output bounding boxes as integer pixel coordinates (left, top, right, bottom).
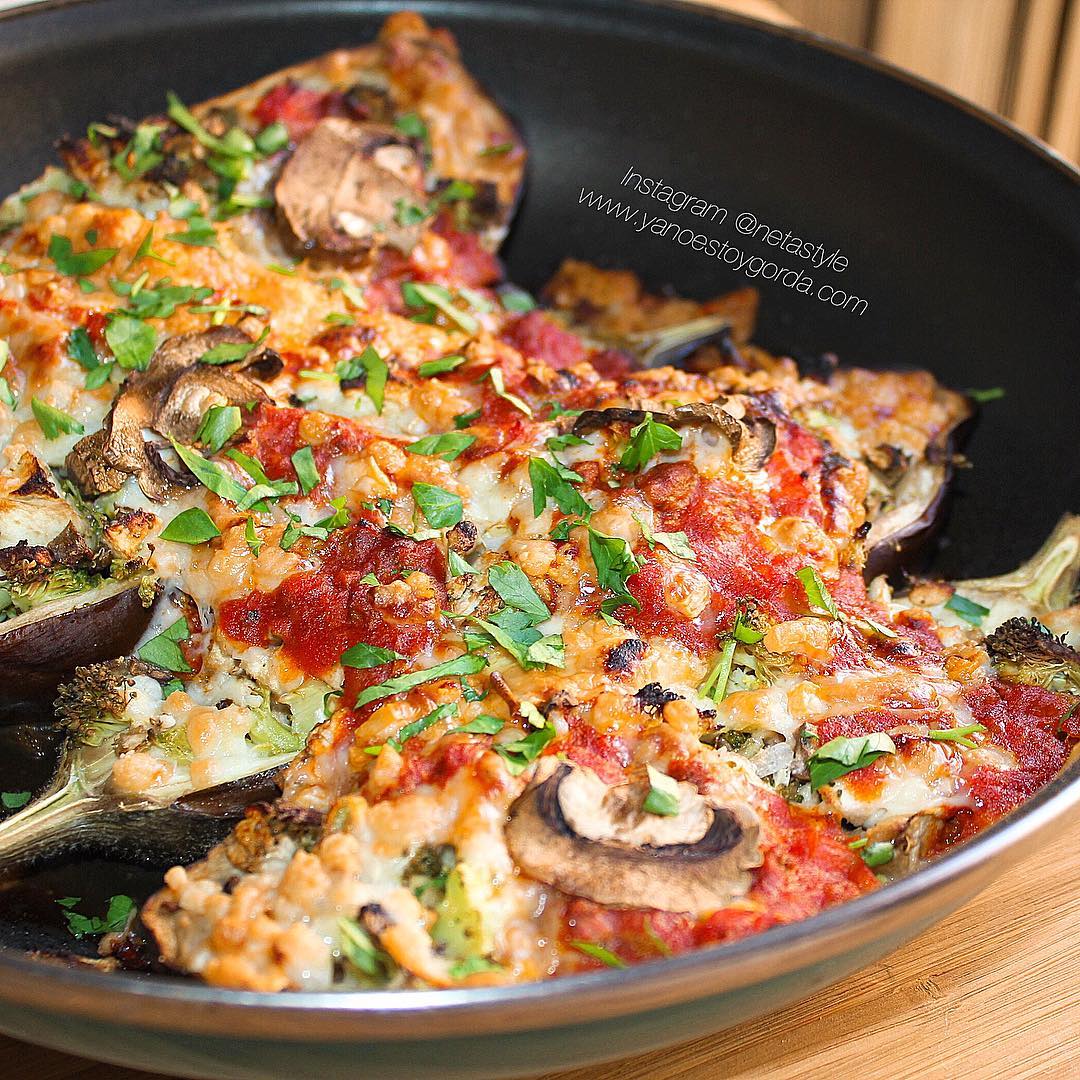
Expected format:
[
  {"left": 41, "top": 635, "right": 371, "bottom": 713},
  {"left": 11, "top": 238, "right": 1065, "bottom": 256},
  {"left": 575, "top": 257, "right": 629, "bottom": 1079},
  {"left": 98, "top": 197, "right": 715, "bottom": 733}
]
[
  {"left": 0, "top": 581, "right": 153, "bottom": 710},
  {"left": 863, "top": 462, "right": 949, "bottom": 581}
]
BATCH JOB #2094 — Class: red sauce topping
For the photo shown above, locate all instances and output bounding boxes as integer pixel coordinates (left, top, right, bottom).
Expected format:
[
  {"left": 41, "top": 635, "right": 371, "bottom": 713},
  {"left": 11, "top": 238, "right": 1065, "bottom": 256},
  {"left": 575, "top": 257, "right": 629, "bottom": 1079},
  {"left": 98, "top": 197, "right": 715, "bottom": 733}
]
[
  {"left": 765, "top": 421, "right": 828, "bottom": 525},
  {"left": 939, "top": 679, "right": 1077, "bottom": 845},
  {"left": 387, "top": 739, "right": 488, "bottom": 801},
  {"left": 239, "top": 404, "right": 374, "bottom": 491},
  {"left": 252, "top": 81, "right": 351, "bottom": 139},
  {"left": 500, "top": 311, "right": 586, "bottom": 370},
  {"left": 559, "top": 783, "right": 876, "bottom": 968},
  {"left": 549, "top": 720, "right": 631, "bottom": 785},
  {"left": 217, "top": 523, "right": 446, "bottom": 685}
]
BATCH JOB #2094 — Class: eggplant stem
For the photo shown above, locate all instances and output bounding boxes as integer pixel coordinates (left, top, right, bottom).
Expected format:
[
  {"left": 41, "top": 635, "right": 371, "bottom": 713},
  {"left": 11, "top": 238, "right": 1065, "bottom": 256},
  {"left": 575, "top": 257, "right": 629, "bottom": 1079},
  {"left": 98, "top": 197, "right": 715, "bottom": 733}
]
[
  {"left": 959, "top": 513, "right": 1080, "bottom": 611},
  {"left": 623, "top": 314, "right": 731, "bottom": 368},
  {"left": 0, "top": 772, "right": 134, "bottom": 868}
]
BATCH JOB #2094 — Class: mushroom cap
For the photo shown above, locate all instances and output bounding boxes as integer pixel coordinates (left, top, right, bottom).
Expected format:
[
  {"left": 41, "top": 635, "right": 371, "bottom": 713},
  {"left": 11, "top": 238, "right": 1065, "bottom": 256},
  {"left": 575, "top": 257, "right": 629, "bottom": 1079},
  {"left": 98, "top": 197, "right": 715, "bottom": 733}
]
[
  {"left": 67, "top": 328, "right": 272, "bottom": 503},
  {"left": 505, "top": 759, "right": 763, "bottom": 914},
  {"left": 275, "top": 118, "right": 426, "bottom": 254},
  {"left": 571, "top": 399, "right": 777, "bottom": 472}
]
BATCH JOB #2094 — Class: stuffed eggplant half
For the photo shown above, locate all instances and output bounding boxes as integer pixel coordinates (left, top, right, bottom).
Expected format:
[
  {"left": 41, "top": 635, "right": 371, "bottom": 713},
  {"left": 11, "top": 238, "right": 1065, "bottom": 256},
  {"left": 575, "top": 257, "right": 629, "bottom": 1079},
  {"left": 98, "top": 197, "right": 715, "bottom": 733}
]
[{"left": 0, "top": 11, "right": 1075, "bottom": 993}]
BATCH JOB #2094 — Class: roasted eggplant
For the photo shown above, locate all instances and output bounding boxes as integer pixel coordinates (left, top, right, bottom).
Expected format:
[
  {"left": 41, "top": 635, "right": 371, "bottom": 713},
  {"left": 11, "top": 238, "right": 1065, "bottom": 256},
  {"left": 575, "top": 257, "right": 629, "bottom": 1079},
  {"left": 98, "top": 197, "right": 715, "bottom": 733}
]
[{"left": 0, "top": 576, "right": 156, "bottom": 710}]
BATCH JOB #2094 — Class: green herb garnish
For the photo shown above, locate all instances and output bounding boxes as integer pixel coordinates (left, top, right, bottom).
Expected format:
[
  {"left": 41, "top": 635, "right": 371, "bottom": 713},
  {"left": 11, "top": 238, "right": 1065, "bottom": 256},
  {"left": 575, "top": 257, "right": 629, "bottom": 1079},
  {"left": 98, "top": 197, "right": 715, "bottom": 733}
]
[
  {"left": 618, "top": 414, "right": 682, "bottom": 472},
  {"left": 796, "top": 565, "right": 840, "bottom": 619},
  {"left": 412, "top": 482, "right": 463, "bottom": 529},
  {"left": 945, "top": 593, "right": 990, "bottom": 626},
  {"left": 807, "top": 733, "right": 896, "bottom": 789},
  {"left": 31, "top": 398, "right": 83, "bottom": 439},
  {"left": 47, "top": 234, "right": 118, "bottom": 276},
  {"left": 354, "top": 653, "right": 487, "bottom": 709},
  {"left": 196, "top": 404, "right": 242, "bottom": 453},
  {"left": 137, "top": 617, "right": 192, "bottom": 672},
  {"left": 642, "top": 764, "right": 680, "bottom": 816},
  {"left": 159, "top": 507, "right": 221, "bottom": 545},
  {"left": 405, "top": 431, "right": 475, "bottom": 462}
]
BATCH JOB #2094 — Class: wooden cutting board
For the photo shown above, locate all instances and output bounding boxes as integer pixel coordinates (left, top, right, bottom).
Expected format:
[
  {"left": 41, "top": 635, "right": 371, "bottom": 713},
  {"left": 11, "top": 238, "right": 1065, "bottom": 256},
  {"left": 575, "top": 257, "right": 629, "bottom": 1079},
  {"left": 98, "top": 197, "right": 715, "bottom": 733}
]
[{"left": 3, "top": 811, "right": 1077, "bottom": 1080}]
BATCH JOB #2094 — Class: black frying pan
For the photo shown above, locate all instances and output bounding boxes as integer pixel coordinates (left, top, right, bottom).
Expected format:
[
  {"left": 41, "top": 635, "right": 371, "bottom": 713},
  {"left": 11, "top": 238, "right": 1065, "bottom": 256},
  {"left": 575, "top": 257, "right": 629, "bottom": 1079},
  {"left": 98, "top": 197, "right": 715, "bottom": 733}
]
[{"left": 0, "top": 2, "right": 1075, "bottom": 1076}]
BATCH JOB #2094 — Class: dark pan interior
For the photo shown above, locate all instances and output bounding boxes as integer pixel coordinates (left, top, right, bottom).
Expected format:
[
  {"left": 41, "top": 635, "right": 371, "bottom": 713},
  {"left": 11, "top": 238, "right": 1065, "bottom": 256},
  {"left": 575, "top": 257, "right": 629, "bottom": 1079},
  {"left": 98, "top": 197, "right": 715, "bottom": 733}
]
[{"left": 0, "top": 0, "right": 1076, "bottom": 952}]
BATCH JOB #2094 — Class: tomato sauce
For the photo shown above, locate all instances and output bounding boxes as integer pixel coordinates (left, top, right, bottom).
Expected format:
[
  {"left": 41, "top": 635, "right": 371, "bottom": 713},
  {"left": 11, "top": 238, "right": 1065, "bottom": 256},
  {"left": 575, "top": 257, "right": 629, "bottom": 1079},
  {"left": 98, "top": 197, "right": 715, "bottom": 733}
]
[
  {"left": 239, "top": 403, "right": 374, "bottom": 490},
  {"left": 217, "top": 523, "right": 446, "bottom": 685},
  {"left": 549, "top": 720, "right": 631, "bottom": 785},
  {"left": 459, "top": 390, "right": 535, "bottom": 462},
  {"left": 252, "top": 81, "right": 353, "bottom": 139},
  {"left": 558, "top": 781, "right": 876, "bottom": 969},
  {"left": 939, "top": 680, "right": 1077, "bottom": 845},
  {"left": 500, "top": 311, "right": 585, "bottom": 370},
  {"left": 386, "top": 738, "right": 488, "bottom": 801},
  {"left": 765, "top": 421, "right": 828, "bottom": 525}
]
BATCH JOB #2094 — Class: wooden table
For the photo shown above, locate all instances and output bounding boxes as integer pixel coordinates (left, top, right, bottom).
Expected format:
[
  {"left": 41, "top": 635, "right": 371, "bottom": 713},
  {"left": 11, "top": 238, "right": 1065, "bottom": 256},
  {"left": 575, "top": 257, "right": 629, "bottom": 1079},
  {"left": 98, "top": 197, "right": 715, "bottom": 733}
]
[{"left": 4, "top": 811, "right": 1077, "bottom": 1079}]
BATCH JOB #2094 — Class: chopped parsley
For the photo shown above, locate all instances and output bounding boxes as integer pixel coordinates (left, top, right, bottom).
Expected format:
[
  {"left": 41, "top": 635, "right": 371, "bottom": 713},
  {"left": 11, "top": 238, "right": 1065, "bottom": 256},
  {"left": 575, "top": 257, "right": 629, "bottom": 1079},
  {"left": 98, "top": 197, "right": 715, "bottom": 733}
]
[
  {"left": 796, "top": 565, "right": 840, "bottom": 619},
  {"left": 47, "top": 234, "right": 118, "bottom": 277},
  {"left": 405, "top": 431, "right": 475, "bottom": 462},
  {"left": 171, "top": 440, "right": 248, "bottom": 504},
  {"left": 388, "top": 701, "right": 458, "bottom": 751},
  {"left": 31, "top": 398, "right": 84, "bottom": 439},
  {"left": 488, "top": 562, "right": 551, "bottom": 622},
  {"left": 1, "top": 791, "right": 30, "bottom": 810},
  {"left": 401, "top": 281, "right": 478, "bottom": 334},
  {"left": 528, "top": 457, "right": 592, "bottom": 519},
  {"left": 486, "top": 367, "right": 532, "bottom": 416},
  {"left": 418, "top": 354, "right": 467, "bottom": 377},
  {"left": 453, "top": 407, "right": 482, "bottom": 429},
  {"left": 104, "top": 313, "right": 156, "bottom": 371},
  {"left": 412, "top": 482, "right": 463, "bottom": 529},
  {"left": 340, "top": 642, "right": 404, "bottom": 670},
  {"left": 926, "top": 722, "right": 987, "bottom": 749},
  {"left": 394, "top": 112, "right": 429, "bottom": 141},
  {"left": 199, "top": 329, "right": 267, "bottom": 365},
  {"left": 568, "top": 940, "right": 626, "bottom": 969},
  {"left": 353, "top": 653, "right": 487, "bottom": 709},
  {"left": 642, "top": 764, "right": 680, "bottom": 816},
  {"left": 634, "top": 513, "right": 695, "bottom": 561},
  {"left": 448, "top": 551, "right": 477, "bottom": 577},
  {"left": 159, "top": 507, "right": 221, "bottom": 545},
  {"left": 807, "top": 733, "right": 896, "bottom": 789},
  {"left": 452, "top": 715, "right": 504, "bottom": 736},
  {"left": 137, "top": 617, "right": 192, "bottom": 672},
  {"left": 493, "top": 719, "right": 556, "bottom": 775},
  {"left": 497, "top": 286, "right": 537, "bottom": 313},
  {"left": 588, "top": 528, "right": 641, "bottom": 614},
  {"left": 57, "top": 894, "right": 135, "bottom": 940},
  {"left": 291, "top": 446, "right": 320, "bottom": 494},
  {"left": 196, "top": 404, "right": 242, "bottom": 453},
  {"left": 945, "top": 593, "right": 991, "bottom": 626},
  {"left": 618, "top": 414, "right": 682, "bottom": 472}
]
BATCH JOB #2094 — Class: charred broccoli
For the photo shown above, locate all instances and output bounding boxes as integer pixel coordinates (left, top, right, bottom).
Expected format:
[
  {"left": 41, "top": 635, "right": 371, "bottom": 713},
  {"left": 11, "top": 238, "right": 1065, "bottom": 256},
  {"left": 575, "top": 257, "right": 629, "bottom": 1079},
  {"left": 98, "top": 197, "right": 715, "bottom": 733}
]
[
  {"left": 54, "top": 657, "right": 161, "bottom": 746},
  {"left": 985, "top": 617, "right": 1080, "bottom": 694}
]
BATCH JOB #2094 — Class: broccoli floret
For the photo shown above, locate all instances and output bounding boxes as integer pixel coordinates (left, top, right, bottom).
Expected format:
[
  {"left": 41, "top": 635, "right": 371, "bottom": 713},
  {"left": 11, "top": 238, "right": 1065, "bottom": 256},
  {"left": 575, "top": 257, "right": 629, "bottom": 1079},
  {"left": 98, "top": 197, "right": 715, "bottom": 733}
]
[
  {"left": 5, "top": 567, "right": 100, "bottom": 614},
  {"left": 986, "top": 617, "right": 1080, "bottom": 694},
  {"left": 54, "top": 658, "right": 154, "bottom": 746}
]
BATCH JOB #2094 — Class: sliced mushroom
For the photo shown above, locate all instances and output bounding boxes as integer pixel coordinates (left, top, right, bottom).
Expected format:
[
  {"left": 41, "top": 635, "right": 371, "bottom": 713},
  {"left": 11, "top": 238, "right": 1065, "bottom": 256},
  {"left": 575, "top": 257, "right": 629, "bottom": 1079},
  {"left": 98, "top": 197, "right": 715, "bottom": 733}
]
[
  {"left": 67, "top": 327, "right": 272, "bottom": 503},
  {"left": 505, "top": 759, "right": 762, "bottom": 914},
  {"left": 571, "top": 400, "right": 776, "bottom": 472},
  {"left": 275, "top": 118, "right": 426, "bottom": 254}
]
